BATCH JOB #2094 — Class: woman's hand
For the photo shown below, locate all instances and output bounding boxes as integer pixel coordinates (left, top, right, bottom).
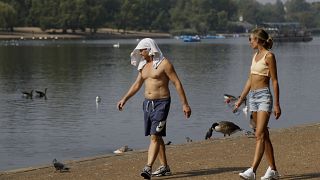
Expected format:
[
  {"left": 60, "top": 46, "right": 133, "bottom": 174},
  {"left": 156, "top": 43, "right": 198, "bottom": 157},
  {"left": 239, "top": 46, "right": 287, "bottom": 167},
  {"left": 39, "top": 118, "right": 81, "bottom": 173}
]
[
  {"left": 274, "top": 104, "right": 281, "bottom": 119},
  {"left": 233, "top": 99, "right": 243, "bottom": 113}
]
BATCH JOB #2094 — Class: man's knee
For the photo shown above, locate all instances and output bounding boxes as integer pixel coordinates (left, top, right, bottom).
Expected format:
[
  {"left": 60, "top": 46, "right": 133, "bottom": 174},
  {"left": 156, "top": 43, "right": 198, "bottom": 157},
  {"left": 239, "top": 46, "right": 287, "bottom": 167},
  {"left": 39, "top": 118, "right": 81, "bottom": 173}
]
[{"left": 150, "top": 135, "right": 162, "bottom": 143}]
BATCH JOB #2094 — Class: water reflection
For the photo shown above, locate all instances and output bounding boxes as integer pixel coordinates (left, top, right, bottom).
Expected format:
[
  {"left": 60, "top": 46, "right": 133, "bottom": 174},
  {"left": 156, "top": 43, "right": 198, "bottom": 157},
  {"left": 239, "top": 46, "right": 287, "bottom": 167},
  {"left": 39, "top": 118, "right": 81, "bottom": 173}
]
[{"left": 0, "top": 37, "right": 319, "bottom": 171}]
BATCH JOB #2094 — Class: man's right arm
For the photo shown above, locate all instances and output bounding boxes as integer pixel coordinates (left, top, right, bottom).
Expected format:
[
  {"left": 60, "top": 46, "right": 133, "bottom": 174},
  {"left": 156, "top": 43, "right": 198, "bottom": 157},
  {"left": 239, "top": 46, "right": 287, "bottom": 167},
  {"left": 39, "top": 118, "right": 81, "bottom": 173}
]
[{"left": 117, "top": 72, "right": 144, "bottom": 111}]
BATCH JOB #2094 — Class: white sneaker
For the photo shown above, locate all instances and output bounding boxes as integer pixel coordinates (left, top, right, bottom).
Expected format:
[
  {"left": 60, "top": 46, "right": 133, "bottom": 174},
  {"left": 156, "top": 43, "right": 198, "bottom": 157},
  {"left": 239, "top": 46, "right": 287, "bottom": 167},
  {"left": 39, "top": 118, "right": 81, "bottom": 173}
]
[
  {"left": 261, "top": 166, "right": 280, "bottom": 180},
  {"left": 239, "top": 167, "right": 256, "bottom": 180}
]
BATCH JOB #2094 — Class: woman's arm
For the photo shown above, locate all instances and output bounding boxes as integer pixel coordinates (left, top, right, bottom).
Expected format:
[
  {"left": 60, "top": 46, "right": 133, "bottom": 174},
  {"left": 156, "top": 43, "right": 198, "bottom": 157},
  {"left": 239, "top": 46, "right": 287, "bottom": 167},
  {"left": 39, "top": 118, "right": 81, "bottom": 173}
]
[{"left": 266, "top": 53, "right": 281, "bottom": 119}]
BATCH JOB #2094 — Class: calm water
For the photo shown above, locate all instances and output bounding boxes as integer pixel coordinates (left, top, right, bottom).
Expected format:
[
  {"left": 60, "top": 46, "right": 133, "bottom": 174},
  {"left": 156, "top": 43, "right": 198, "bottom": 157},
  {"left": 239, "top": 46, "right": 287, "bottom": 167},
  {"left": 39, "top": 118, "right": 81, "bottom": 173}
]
[{"left": 0, "top": 37, "right": 319, "bottom": 171}]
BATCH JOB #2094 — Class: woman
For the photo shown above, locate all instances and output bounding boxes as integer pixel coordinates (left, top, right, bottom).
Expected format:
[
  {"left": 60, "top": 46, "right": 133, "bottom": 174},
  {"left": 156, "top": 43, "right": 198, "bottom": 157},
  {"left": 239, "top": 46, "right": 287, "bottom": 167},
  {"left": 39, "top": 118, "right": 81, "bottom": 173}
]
[{"left": 234, "top": 28, "right": 281, "bottom": 180}]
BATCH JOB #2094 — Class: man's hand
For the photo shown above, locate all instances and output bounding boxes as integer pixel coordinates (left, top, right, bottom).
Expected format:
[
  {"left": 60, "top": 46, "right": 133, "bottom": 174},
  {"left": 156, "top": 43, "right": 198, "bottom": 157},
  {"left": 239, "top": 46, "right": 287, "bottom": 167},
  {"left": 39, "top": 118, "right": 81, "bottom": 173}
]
[
  {"left": 183, "top": 104, "right": 191, "bottom": 118},
  {"left": 117, "top": 100, "right": 125, "bottom": 111}
]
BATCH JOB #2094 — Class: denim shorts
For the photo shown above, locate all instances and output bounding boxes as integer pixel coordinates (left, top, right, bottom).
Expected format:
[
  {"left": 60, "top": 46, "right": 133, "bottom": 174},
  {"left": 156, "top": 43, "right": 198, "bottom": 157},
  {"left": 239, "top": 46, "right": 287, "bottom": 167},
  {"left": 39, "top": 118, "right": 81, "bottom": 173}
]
[{"left": 248, "top": 88, "right": 273, "bottom": 112}]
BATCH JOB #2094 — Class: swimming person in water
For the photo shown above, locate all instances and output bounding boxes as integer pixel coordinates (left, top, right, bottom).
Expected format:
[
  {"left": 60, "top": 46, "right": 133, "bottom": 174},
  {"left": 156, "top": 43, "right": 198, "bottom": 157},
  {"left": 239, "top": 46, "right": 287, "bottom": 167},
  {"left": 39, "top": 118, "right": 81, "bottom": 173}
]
[{"left": 117, "top": 38, "right": 191, "bottom": 179}]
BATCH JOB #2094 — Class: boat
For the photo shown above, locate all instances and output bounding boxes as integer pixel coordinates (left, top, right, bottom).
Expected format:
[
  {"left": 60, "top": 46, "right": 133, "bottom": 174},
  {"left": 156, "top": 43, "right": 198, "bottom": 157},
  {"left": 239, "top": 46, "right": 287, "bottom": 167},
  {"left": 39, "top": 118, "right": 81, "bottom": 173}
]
[
  {"left": 180, "top": 35, "right": 201, "bottom": 42},
  {"left": 260, "top": 22, "right": 313, "bottom": 42}
]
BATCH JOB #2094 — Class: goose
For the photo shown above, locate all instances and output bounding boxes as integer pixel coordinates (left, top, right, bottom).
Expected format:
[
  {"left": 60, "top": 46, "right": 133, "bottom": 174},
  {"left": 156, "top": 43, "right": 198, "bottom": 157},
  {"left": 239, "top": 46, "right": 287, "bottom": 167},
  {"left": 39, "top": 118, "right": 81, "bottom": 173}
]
[
  {"left": 211, "top": 121, "right": 242, "bottom": 137},
  {"left": 36, "top": 88, "right": 47, "bottom": 98},
  {"left": 22, "top": 90, "right": 33, "bottom": 98}
]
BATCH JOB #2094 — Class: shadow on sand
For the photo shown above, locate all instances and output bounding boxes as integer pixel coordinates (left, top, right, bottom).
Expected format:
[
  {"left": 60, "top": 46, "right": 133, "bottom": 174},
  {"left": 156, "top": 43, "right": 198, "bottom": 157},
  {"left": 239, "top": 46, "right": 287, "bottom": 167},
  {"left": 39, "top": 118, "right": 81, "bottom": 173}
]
[
  {"left": 159, "top": 166, "right": 246, "bottom": 179},
  {"left": 282, "top": 172, "right": 320, "bottom": 180}
]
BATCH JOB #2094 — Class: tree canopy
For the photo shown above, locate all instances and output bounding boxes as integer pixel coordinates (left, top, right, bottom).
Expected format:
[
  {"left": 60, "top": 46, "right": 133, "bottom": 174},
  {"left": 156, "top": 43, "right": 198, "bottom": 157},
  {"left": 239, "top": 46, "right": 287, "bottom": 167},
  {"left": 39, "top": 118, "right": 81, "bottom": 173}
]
[{"left": 0, "top": 0, "right": 319, "bottom": 34}]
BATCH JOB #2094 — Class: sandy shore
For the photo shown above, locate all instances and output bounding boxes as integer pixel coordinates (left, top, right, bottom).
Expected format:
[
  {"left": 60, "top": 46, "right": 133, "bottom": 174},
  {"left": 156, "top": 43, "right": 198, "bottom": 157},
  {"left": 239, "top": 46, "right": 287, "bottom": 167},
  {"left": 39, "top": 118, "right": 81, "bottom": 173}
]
[
  {"left": 0, "top": 123, "right": 319, "bottom": 180},
  {"left": 0, "top": 27, "right": 171, "bottom": 40}
]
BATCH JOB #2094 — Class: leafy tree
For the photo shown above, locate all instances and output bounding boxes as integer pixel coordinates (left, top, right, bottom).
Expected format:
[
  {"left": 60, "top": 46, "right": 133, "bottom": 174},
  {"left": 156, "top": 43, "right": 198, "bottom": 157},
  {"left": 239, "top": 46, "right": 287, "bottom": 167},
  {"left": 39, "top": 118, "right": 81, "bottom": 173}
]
[{"left": 0, "top": 1, "right": 17, "bottom": 31}]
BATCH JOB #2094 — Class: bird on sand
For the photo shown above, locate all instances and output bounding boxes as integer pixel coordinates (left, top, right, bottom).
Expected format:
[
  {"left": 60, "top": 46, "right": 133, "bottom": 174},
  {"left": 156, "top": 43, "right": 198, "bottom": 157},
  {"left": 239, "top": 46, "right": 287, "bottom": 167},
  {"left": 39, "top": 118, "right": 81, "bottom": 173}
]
[
  {"left": 36, "top": 88, "right": 47, "bottom": 98},
  {"left": 211, "top": 121, "right": 242, "bottom": 137},
  {"left": 165, "top": 141, "right": 172, "bottom": 145},
  {"left": 21, "top": 90, "right": 33, "bottom": 98},
  {"left": 205, "top": 127, "right": 213, "bottom": 140},
  {"left": 52, "top": 159, "right": 70, "bottom": 172},
  {"left": 185, "top": 137, "right": 193, "bottom": 142},
  {"left": 113, "top": 145, "right": 133, "bottom": 154},
  {"left": 249, "top": 113, "right": 256, "bottom": 132}
]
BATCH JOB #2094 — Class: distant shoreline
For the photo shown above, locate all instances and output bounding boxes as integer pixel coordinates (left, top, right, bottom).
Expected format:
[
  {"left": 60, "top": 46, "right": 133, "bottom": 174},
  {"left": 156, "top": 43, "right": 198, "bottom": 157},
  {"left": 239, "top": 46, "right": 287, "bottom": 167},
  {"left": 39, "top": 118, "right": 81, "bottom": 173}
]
[{"left": 0, "top": 27, "right": 172, "bottom": 40}]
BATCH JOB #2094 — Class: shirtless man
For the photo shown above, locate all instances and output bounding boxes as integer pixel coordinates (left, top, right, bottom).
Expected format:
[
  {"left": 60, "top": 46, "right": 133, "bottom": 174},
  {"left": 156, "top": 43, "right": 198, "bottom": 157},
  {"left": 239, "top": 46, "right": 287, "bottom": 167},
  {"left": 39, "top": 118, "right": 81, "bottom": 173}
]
[{"left": 117, "top": 38, "right": 191, "bottom": 179}]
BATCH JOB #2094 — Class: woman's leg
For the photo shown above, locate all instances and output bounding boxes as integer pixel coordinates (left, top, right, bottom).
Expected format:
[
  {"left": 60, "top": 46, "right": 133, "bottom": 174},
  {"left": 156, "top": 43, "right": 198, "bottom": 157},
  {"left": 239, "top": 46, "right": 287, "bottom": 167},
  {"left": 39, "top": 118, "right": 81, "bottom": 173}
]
[
  {"left": 264, "top": 128, "right": 277, "bottom": 170},
  {"left": 251, "top": 111, "right": 270, "bottom": 172}
]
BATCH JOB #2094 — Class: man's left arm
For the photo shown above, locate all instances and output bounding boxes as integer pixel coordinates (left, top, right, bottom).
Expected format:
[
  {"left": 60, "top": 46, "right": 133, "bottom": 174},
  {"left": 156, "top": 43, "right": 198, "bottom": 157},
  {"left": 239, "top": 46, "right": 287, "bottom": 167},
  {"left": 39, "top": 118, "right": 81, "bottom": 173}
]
[{"left": 164, "top": 60, "right": 191, "bottom": 118}]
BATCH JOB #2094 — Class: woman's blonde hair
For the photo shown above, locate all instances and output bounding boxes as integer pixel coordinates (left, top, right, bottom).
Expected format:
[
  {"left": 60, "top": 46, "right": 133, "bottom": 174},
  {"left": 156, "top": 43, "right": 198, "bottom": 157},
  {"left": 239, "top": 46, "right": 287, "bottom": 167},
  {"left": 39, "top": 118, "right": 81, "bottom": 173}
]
[{"left": 251, "top": 28, "right": 273, "bottom": 49}]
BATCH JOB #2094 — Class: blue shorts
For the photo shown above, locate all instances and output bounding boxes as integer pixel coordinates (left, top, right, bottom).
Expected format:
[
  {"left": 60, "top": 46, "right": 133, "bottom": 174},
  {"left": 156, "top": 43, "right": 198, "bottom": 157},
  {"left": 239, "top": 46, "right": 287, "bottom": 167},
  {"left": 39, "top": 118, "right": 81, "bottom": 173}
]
[
  {"left": 249, "top": 88, "right": 273, "bottom": 112},
  {"left": 143, "top": 98, "right": 171, "bottom": 136}
]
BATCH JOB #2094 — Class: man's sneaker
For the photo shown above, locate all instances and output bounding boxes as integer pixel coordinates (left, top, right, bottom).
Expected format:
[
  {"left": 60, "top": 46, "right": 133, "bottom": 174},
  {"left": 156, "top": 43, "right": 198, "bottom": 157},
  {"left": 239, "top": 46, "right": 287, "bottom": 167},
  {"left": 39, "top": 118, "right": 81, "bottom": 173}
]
[
  {"left": 261, "top": 166, "right": 280, "bottom": 180},
  {"left": 141, "top": 165, "right": 152, "bottom": 179},
  {"left": 239, "top": 167, "right": 256, "bottom": 180},
  {"left": 152, "top": 165, "right": 172, "bottom": 177},
  {"left": 156, "top": 121, "right": 166, "bottom": 132}
]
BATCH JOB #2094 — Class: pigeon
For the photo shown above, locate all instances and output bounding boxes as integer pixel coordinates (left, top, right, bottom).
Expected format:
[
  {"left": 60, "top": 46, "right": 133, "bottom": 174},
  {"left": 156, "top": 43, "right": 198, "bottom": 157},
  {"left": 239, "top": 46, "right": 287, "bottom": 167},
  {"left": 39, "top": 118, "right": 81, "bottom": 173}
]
[
  {"left": 205, "top": 127, "right": 213, "bottom": 140},
  {"left": 36, "top": 88, "right": 47, "bottom": 98},
  {"left": 21, "top": 90, "right": 33, "bottom": 98},
  {"left": 211, "top": 121, "right": 242, "bottom": 137},
  {"left": 185, "top": 137, "right": 193, "bottom": 142},
  {"left": 52, "top": 159, "right": 70, "bottom": 172},
  {"left": 113, "top": 145, "right": 133, "bottom": 154},
  {"left": 224, "top": 94, "right": 247, "bottom": 115}
]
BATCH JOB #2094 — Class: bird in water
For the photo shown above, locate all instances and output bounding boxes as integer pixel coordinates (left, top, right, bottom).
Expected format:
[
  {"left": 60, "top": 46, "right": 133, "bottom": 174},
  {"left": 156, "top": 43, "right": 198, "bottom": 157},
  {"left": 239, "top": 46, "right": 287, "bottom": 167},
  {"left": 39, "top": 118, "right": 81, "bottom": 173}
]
[
  {"left": 96, "top": 96, "right": 101, "bottom": 103},
  {"left": 52, "top": 159, "right": 70, "bottom": 172},
  {"left": 205, "top": 127, "right": 213, "bottom": 140},
  {"left": 211, "top": 121, "right": 242, "bottom": 137},
  {"left": 21, "top": 90, "right": 33, "bottom": 99},
  {"left": 36, "top": 88, "right": 47, "bottom": 98}
]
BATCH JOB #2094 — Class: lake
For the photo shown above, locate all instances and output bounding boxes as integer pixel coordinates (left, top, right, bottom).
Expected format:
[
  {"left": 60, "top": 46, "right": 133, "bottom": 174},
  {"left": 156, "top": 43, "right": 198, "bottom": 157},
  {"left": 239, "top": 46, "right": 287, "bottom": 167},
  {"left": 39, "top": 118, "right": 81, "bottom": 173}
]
[{"left": 0, "top": 37, "right": 319, "bottom": 171}]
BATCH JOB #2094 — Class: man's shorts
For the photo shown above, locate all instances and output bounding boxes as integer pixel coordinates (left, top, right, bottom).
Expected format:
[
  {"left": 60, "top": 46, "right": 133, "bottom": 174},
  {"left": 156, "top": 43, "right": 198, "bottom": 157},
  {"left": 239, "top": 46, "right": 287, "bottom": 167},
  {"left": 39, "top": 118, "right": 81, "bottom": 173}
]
[
  {"left": 249, "top": 87, "right": 273, "bottom": 112},
  {"left": 143, "top": 97, "right": 171, "bottom": 136}
]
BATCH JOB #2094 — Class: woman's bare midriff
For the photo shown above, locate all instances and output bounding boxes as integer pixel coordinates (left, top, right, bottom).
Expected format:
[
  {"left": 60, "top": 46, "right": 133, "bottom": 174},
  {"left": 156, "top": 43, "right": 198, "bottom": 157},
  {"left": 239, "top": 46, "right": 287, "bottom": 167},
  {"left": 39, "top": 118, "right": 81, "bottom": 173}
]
[{"left": 250, "top": 74, "right": 270, "bottom": 90}]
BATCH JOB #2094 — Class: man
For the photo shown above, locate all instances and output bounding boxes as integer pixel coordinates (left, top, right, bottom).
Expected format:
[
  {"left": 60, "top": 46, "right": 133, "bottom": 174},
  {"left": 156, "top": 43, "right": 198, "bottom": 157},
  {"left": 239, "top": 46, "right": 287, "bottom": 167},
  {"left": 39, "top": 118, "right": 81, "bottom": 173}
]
[{"left": 117, "top": 38, "right": 191, "bottom": 179}]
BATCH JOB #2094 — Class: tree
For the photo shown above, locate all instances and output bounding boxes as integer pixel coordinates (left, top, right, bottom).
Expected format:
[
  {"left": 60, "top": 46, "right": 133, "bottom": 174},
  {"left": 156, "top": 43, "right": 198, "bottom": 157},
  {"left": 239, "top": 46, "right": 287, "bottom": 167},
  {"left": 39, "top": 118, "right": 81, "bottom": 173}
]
[{"left": 0, "top": 2, "right": 17, "bottom": 31}]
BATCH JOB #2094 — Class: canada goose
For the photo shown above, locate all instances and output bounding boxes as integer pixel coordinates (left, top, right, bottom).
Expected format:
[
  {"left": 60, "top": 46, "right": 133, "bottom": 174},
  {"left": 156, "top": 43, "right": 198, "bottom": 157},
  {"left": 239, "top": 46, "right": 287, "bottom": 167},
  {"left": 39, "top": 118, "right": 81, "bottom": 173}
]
[
  {"left": 36, "top": 88, "right": 47, "bottom": 98},
  {"left": 211, "top": 121, "right": 242, "bottom": 137},
  {"left": 22, "top": 90, "right": 33, "bottom": 98}
]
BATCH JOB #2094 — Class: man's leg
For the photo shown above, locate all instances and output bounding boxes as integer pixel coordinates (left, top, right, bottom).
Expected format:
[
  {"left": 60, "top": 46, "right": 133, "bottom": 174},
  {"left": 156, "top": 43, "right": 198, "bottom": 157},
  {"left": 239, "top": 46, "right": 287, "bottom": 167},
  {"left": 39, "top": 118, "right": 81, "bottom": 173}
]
[
  {"left": 147, "top": 135, "right": 161, "bottom": 166},
  {"left": 157, "top": 137, "right": 168, "bottom": 166}
]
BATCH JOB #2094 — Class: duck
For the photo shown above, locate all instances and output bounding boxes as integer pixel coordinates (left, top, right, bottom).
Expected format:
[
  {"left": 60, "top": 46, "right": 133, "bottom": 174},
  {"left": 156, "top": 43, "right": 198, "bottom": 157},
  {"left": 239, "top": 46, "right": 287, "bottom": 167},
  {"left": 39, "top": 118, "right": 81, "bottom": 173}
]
[
  {"left": 211, "top": 121, "right": 242, "bottom": 137},
  {"left": 21, "top": 90, "right": 33, "bottom": 98},
  {"left": 52, "top": 158, "right": 70, "bottom": 172},
  {"left": 36, "top": 88, "right": 47, "bottom": 98}
]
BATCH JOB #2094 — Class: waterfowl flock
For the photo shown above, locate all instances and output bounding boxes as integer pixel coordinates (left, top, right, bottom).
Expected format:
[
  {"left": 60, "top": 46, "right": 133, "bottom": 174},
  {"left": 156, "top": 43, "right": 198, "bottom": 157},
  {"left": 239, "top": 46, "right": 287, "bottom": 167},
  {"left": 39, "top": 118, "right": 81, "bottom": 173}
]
[{"left": 21, "top": 88, "right": 47, "bottom": 99}]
